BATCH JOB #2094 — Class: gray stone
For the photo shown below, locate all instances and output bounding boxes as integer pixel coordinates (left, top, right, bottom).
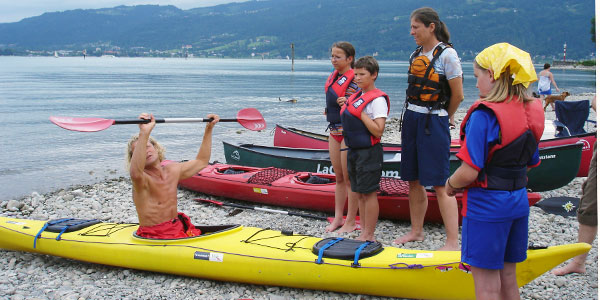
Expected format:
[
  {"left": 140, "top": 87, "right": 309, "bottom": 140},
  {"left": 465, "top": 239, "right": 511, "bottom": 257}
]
[
  {"left": 6, "top": 200, "right": 22, "bottom": 211},
  {"left": 555, "top": 278, "right": 568, "bottom": 287},
  {"left": 7, "top": 258, "right": 16, "bottom": 270}
]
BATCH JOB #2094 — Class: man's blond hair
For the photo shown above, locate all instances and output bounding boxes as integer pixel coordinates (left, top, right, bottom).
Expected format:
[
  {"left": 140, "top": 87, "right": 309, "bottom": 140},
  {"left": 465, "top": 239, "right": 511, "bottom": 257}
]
[{"left": 126, "top": 134, "right": 166, "bottom": 169}]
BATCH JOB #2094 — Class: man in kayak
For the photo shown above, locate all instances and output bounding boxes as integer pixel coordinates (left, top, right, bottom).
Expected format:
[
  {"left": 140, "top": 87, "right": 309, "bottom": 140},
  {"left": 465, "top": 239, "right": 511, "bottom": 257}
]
[{"left": 127, "top": 112, "right": 219, "bottom": 239}]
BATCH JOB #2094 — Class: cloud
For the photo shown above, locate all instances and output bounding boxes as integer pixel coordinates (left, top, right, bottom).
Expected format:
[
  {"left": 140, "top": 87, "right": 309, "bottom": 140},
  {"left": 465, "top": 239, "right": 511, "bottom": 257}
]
[{"left": 0, "top": 0, "right": 248, "bottom": 23}]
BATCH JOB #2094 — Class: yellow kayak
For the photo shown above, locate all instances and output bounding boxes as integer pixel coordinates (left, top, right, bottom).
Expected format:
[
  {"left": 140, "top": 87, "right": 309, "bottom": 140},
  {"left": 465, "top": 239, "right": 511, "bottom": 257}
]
[{"left": 0, "top": 216, "right": 590, "bottom": 300}]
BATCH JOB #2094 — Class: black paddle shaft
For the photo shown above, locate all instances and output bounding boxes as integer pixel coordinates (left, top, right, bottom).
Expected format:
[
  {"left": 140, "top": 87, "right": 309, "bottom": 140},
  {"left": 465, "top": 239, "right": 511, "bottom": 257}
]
[
  {"left": 200, "top": 199, "right": 328, "bottom": 220},
  {"left": 114, "top": 118, "right": 237, "bottom": 125}
]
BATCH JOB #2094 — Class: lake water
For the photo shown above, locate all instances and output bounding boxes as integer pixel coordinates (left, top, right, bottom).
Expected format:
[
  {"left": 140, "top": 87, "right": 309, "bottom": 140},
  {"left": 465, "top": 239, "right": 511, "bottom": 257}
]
[{"left": 0, "top": 56, "right": 596, "bottom": 200}]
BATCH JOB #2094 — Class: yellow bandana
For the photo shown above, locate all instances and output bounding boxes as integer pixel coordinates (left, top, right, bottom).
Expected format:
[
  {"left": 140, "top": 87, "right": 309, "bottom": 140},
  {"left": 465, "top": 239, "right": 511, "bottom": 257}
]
[{"left": 475, "top": 43, "right": 537, "bottom": 88}]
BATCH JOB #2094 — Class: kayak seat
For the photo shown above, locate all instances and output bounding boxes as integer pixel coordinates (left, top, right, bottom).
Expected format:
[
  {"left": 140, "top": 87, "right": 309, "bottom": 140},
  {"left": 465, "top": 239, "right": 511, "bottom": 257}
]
[
  {"left": 247, "top": 168, "right": 297, "bottom": 185},
  {"left": 312, "top": 237, "right": 383, "bottom": 266},
  {"left": 222, "top": 168, "right": 247, "bottom": 175},
  {"left": 304, "top": 174, "right": 334, "bottom": 184}
]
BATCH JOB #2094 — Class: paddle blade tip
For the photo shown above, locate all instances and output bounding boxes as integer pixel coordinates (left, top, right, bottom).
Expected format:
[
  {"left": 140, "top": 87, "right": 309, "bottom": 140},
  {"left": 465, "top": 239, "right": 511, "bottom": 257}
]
[
  {"left": 237, "top": 108, "right": 267, "bottom": 131},
  {"left": 49, "top": 116, "right": 114, "bottom": 132}
]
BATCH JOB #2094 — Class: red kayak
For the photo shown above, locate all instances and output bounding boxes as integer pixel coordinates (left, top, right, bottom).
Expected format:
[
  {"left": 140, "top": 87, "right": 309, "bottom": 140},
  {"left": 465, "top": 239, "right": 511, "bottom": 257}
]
[
  {"left": 273, "top": 124, "right": 458, "bottom": 151},
  {"left": 274, "top": 124, "right": 596, "bottom": 177},
  {"left": 172, "top": 162, "right": 542, "bottom": 224}
]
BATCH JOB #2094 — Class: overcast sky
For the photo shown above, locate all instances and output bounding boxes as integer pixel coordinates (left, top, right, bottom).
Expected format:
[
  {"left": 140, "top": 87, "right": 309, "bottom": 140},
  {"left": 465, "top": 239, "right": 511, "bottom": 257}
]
[{"left": 0, "top": 0, "right": 249, "bottom": 23}]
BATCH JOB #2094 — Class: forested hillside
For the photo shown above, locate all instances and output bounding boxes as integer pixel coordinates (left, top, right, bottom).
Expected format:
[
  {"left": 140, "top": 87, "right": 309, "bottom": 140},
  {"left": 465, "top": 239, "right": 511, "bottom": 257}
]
[{"left": 0, "top": 0, "right": 594, "bottom": 60}]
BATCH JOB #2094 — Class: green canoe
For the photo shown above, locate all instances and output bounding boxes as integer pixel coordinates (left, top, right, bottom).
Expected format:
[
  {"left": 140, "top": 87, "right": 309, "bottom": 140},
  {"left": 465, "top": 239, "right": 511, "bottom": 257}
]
[{"left": 223, "top": 142, "right": 582, "bottom": 192}]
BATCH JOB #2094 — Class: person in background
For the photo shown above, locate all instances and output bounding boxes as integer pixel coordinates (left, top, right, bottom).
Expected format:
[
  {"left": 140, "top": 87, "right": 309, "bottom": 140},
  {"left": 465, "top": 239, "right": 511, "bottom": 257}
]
[
  {"left": 340, "top": 56, "right": 389, "bottom": 241},
  {"left": 446, "top": 43, "right": 544, "bottom": 299},
  {"left": 394, "top": 7, "right": 463, "bottom": 250},
  {"left": 552, "top": 95, "right": 597, "bottom": 276},
  {"left": 537, "top": 63, "right": 560, "bottom": 108},
  {"left": 127, "top": 113, "right": 219, "bottom": 239},
  {"left": 324, "top": 41, "right": 361, "bottom": 233}
]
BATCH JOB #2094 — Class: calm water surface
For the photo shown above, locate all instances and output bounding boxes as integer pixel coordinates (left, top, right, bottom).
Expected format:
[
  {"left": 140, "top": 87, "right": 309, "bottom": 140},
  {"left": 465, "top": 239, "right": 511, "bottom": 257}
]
[{"left": 0, "top": 57, "right": 595, "bottom": 200}]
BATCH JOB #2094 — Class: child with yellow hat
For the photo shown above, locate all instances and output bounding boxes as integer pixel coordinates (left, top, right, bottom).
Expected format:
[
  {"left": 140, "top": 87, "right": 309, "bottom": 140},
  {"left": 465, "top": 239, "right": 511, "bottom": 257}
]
[{"left": 444, "top": 42, "right": 545, "bottom": 299}]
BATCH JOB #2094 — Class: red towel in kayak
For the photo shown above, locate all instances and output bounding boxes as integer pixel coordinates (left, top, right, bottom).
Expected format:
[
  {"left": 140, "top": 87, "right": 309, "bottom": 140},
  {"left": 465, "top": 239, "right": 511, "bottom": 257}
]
[{"left": 136, "top": 212, "right": 201, "bottom": 239}]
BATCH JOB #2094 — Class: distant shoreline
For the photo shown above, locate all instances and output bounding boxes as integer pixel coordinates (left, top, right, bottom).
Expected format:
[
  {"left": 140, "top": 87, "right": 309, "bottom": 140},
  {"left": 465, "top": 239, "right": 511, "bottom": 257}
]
[
  {"left": 0, "top": 56, "right": 597, "bottom": 72},
  {"left": 550, "top": 64, "right": 596, "bottom": 71}
]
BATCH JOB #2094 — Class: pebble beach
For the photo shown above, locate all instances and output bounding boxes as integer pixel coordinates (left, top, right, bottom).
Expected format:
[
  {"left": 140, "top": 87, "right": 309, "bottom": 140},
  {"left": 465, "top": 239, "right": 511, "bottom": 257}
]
[{"left": 0, "top": 94, "right": 597, "bottom": 300}]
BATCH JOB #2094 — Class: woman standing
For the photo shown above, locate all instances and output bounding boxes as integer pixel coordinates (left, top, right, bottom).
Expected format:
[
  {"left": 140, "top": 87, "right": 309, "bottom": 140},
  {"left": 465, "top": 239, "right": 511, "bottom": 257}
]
[
  {"left": 537, "top": 63, "right": 560, "bottom": 109},
  {"left": 394, "top": 7, "right": 463, "bottom": 250},
  {"left": 324, "top": 41, "right": 360, "bottom": 233}
]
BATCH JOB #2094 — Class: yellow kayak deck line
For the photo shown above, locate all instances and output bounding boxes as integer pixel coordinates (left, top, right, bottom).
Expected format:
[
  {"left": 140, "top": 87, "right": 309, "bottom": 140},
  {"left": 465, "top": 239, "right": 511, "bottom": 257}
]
[{"left": 0, "top": 217, "right": 590, "bottom": 300}]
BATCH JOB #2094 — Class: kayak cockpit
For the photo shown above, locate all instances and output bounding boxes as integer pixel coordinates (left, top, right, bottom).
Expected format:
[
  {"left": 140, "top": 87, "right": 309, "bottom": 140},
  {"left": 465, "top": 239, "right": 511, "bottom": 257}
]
[
  {"left": 132, "top": 224, "right": 241, "bottom": 241},
  {"left": 215, "top": 166, "right": 254, "bottom": 174},
  {"left": 293, "top": 173, "right": 336, "bottom": 185}
]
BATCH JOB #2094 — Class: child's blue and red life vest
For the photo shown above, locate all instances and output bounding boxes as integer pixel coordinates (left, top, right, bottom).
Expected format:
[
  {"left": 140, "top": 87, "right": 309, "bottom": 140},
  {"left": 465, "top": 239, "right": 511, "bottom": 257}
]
[
  {"left": 459, "top": 96, "right": 545, "bottom": 190},
  {"left": 325, "top": 69, "right": 355, "bottom": 124},
  {"left": 340, "top": 89, "right": 390, "bottom": 149}
]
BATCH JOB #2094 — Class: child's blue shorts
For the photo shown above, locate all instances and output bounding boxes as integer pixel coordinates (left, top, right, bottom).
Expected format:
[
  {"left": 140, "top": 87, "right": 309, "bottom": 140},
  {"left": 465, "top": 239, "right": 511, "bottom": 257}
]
[
  {"left": 400, "top": 109, "right": 450, "bottom": 186},
  {"left": 461, "top": 215, "right": 529, "bottom": 269}
]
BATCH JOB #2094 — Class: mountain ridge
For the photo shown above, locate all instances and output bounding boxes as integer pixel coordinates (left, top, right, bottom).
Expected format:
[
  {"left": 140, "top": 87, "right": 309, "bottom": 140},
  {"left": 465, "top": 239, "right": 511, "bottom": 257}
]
[{"left": 0, "top": 0, "right": 595, "bottom": 60}]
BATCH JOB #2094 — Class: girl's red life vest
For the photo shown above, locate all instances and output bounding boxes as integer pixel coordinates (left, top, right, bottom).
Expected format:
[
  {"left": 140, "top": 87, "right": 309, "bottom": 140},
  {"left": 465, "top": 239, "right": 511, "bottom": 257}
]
[
  {"left": 340, "top": 89, "right": 390, "bottom": 149},
  {"left": 406, "top": 44, "right": 452, "bottom": 109},
  {"left": 459, "top": 96, "right": 545, "bottom": 190},
  {"left": 325, "top": 69, "right": 355, "bottom": 124}
]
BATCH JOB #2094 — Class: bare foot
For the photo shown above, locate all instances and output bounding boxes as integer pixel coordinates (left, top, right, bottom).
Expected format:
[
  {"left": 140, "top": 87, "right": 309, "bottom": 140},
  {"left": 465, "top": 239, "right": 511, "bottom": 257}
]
[
  {"left": 337, "top": 222, "right": 359, "bottom": 234},
  {"left": 325, "top": 218, "right": 344, "bottom": 232},
  {"left": 552, "top": 262, "right": 586, "bottom": 276},
  {"left": 357, "top": 234, "right": 375, "bottom": 242},
  {"left": 437, "top": 242, "right": 460, "bottom": 251},
  {"left": 393, "top": 232, "right": 424, "bottom": 244}
]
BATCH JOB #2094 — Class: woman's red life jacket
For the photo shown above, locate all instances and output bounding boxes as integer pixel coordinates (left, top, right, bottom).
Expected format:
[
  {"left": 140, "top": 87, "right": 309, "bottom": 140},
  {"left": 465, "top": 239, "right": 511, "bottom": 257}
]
[
  {"left": 325, "top": 69, "right": 356, "bottom": 124},
  {"left": 459, "top": 96, "right": 545, "bottom": 190},
  {"left": 340, "top": 89, "right": 390, "bottom": 149}
]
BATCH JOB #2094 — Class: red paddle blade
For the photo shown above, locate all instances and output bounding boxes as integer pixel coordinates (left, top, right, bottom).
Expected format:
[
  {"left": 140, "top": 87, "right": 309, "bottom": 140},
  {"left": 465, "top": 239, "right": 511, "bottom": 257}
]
[
  {"left": 236, "top": 108, "right": 266, "bottom": 131},
  {"left": 50, "top": 116, "right": 115, "bottom": 132}
]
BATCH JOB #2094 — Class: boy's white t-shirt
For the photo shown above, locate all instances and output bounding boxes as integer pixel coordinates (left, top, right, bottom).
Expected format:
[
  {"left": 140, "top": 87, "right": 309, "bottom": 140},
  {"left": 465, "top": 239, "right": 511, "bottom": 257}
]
[{"left": 364, "top": 96, "right": 388, "bottom": 120}]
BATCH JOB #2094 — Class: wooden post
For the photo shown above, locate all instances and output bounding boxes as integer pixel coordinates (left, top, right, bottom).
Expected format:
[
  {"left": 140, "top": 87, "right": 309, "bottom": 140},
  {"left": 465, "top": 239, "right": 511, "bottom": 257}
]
[{"left": 290, "top": 43, "right": 295, "bottom": 72}]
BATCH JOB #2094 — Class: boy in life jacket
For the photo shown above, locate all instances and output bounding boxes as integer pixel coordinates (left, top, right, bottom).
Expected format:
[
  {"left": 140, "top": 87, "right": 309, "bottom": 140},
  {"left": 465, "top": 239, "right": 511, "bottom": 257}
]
[
  {"left": 127, "top": 113, "right": 219, "bottom": 239},
  {"left": 445, "top": 43, "right": 544, "bottom": 299},
  {"left": 340, "top": 56, "right": 390, "bottom": 241}
]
